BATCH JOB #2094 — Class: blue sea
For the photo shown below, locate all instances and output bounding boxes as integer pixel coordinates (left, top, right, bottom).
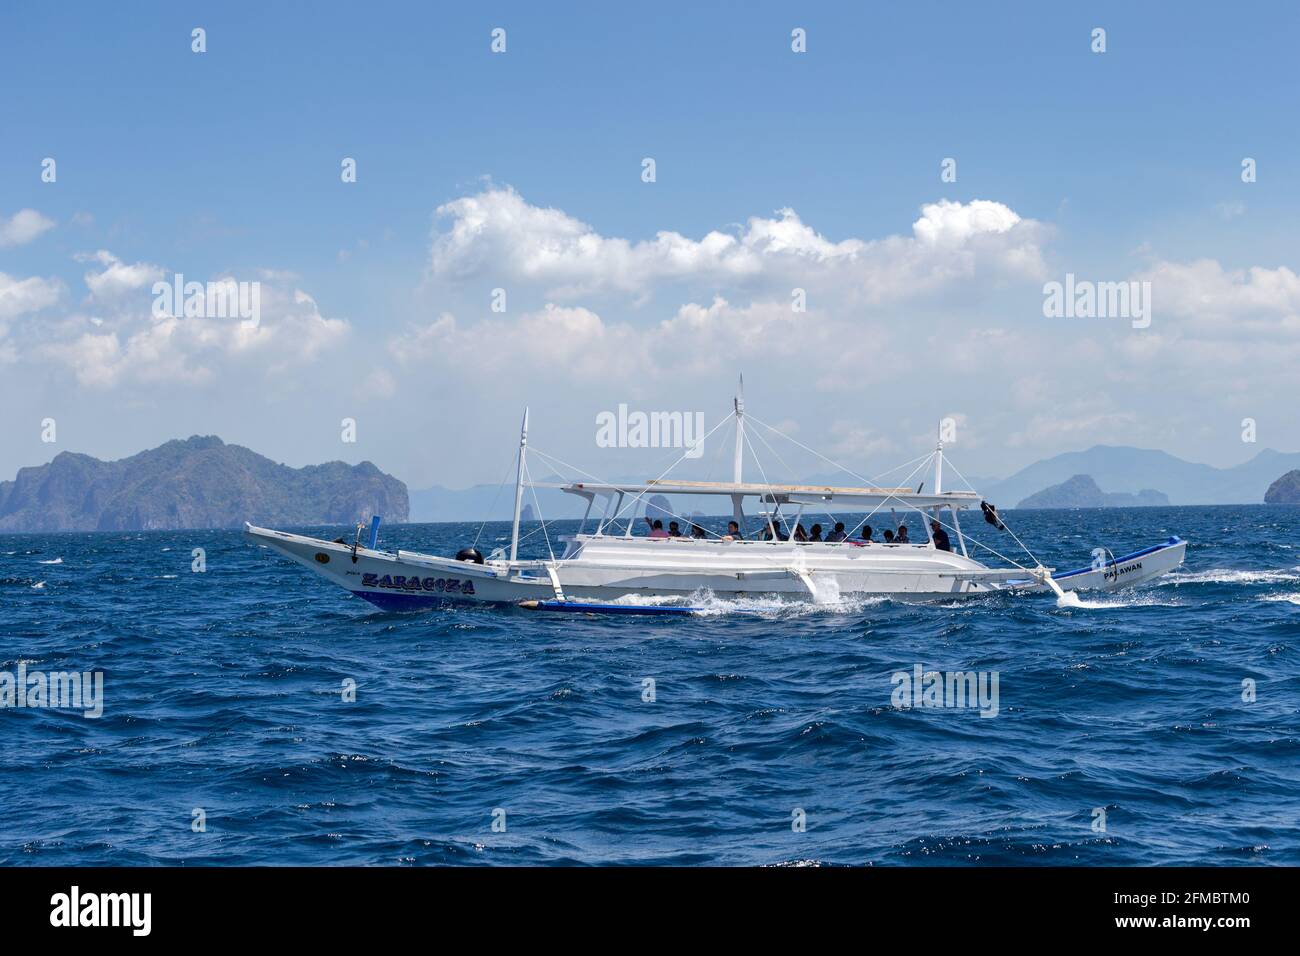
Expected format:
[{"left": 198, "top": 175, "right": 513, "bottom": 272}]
[{"left": 2, "top": 505, "right": 1297, "bottom": 866}]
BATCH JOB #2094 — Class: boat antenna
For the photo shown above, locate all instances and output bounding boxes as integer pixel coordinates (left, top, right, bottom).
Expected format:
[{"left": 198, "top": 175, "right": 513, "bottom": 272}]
[{"left": 509, "top": 406, "right": 529, "bottom": 563}]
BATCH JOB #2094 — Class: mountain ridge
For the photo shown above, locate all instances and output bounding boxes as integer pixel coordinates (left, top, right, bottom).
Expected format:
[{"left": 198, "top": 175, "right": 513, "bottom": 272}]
[
  {"left": 0, "top": 436, "right": 408, "bottom": 532},
  {"left": 977, "top": 444, "right": 1299, "bottom": 507},
  {"left": 410, "top": 444, "right": 1300, "bottom": 521},
  {"left": 7, "top": 439, "right": 1291, "bottom": 531}
]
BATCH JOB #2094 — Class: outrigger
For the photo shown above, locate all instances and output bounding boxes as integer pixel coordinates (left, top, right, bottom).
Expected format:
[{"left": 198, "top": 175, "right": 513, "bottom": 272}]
[{"left": 246, "top": 383, "right": 1187, "bottom": 613}]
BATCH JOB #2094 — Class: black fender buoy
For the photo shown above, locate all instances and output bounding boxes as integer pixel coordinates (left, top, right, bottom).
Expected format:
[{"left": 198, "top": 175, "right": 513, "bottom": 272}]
[
  {"left": 456, "top": 547, "right": 485, "bottom": 564},
  {"left": 980, "top": 501, "right": 1005, "bottom": 531}
]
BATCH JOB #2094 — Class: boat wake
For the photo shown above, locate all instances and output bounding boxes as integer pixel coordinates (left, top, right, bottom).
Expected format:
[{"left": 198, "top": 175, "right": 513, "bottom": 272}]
[
  {"left": 1162, "top": 566, "right": 1300, "bottom": 586},
  {"left": 1054, "top": 590, "right": 1179, "bottom": 610},
  {"left": 686, "top": 588, "right": 888, "bottom": 618},
  {"left": 598, "top": 588, "right": 889, "bottom": 617}
]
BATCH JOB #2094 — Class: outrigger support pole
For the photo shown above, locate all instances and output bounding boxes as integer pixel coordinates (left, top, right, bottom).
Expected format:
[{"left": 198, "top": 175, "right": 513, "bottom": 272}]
[
  {"left": 509, "top": 407, "right": 530, "bottom": 563},
  {"left": 1038, "top": 567, "right": 1070, "bottom": 601}
]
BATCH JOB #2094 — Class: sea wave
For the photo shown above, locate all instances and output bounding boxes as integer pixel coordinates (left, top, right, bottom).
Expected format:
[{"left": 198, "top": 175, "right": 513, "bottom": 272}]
[{"left": 2, "top": 506, "right": 1299, "bottom": 866}]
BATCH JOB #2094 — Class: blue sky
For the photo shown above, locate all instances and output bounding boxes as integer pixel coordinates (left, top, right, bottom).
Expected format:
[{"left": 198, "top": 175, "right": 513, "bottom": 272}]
[{"left": 3, "top": 1, "right": 1298, "bottom": 489}]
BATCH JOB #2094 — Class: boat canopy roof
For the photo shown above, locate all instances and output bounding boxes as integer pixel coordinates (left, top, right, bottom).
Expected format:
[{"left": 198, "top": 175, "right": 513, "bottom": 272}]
[{"left": 537, "top": 478, "right": 982, "bottom": 510}]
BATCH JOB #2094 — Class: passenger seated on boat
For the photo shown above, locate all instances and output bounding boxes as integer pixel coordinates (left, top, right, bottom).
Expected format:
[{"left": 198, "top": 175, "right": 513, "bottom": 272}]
[
  {"left": 896, "top": 525, "right": 910, "bottom": 543},
  {"left": 723, "top": 520, "right": 743, "bottom": 540},
  {"left": 809, "top": 523, "right": 823, "bottom": 542},
  {"left": 691, "top": 524, "right": 707, "bottom": 539},
  {"left": 931, "top": 521, "right": 951, "bottom": 552},
  {"left": 668, "top": 521, "right": 683, "bottom": 537},
  {"left": 645, "top": 518, "right": 670, "bottom": 538},
  {"left": 793, "top": 523, "right": 809, "bottom": 542},
  {"left": 859, "top": 524, "right": 874, "bottom": 543},
  {"left": 826, "top": 522, "right": 847, "bottom": 542},
  {"left": 883, "top": 529, "right": 895, "bottom": 543}
]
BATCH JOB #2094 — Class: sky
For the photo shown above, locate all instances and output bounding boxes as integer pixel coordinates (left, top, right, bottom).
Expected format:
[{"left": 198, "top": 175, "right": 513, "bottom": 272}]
[{"left": 2, "top": 1, "right": 1298, "bottom": 491}]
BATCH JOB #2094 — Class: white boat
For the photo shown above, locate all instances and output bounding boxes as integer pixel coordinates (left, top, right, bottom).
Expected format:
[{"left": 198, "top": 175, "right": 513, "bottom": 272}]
[{"left": 246, "top": 386, "right": 1187, "bottom": 614}]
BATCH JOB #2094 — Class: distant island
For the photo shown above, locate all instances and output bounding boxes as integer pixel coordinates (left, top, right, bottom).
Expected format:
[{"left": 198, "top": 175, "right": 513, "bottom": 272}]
[
  {"left": 410, "top": 444, "right": 1300, "bottom": 520},
  {"left": 0, "top": 436, "right": 408, "bottom": 532},
  {"left": 974, "top": 445, "right": 1300, "bottom": 506},
  {"left": 1265, "top": 470, "right": 1300, "bottom": 504},
  {"left": 1016, "top": 474, "right": 1170, "bottom": 509}
]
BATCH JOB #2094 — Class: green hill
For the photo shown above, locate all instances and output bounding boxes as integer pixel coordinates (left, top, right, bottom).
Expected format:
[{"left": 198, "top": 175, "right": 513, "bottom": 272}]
[{"left": 0, "top": 436, "right": 408, "bottom": 532}]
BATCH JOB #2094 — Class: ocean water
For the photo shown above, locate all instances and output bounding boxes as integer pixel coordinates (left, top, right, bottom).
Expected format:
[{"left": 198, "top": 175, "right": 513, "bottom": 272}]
[{"left": 2, "top": 505, "right": 1297, "bottom": 866}]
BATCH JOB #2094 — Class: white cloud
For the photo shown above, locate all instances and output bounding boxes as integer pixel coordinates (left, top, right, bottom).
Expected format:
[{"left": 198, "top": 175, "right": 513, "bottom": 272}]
[
  {"left": 8, "top": 187, "right": 1299, "bottom": 487},
  {"left": 430, "top": 186, "right": 760, "bottom": 294},
  {"left": 653, "top": 296, "right": 804, "bottom": 367},
  {"left": 429, "top": 186, "right": 1048, "bottom": 301},
  {"left": 39, "top": 267, "right": 348, "bottom": 388},
  {"left": 1001, "top": 258, "right": 1300, "bottom": 448},
  {"left": 1007, "top": 408, "right": 1140, "bottom": 450},
  {"left": 827, "top": 421, "right": 897, "bottom": 461},
  {"left": 388, "top": 296, "right": 830, "bottom": 388},
  {"left": 77, "top": 250, "right": 166, "bottom": 301},
  {"left": 392, "top": 304, "right": 636, "bottom": 384},
  {"left": 1141, "top": 258, "right": 1300, "bottom": 337},
  {"left": 385, "top": 239, "right": 1300, "bottom": 478},
  {"left": 912, "top": 199, "right": 1021, "bottom": 246},
  {"left": 739, "top": 208, "right": 867, "bottom": 260},
  {"left": 0, "top": 209, "right": 55, "bottom": 248},
  {"left": 0, "top": 271, "right": 63, "bottom": 321},
  {"left": 361, "top": 366, "right": 397, "bottom": 400}
]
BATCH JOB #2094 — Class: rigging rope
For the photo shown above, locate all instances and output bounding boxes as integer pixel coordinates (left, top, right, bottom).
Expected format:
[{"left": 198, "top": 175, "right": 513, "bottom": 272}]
[
  {"left": 745, "top": 411, "right": 1041, "bottom": 573},
  {"left": 503, "top": 398, "right": 1050, "bottom": 579},
  {"left": 527, "top": 419, "right": 735, "bottom": 543},
  {"left": 522, "top": 456, "right": 559, "bottom": 566},
  {"left": 941, "top": 455, "right": 1047, "bottom": 570},
  {"left": 471, "top": 451, "right": 522, "bottom": 552}
]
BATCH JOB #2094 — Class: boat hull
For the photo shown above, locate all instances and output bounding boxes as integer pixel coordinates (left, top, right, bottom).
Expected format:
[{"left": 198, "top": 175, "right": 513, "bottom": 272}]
[
  {"left": 244, "top": 525, "right": 532, "bottom": 608},
  {"left": 1003, "top": 538, "right": 1187, "bottom": 594},
  {"left": 244, "top": 525, "right": 1003, "bottom": 607},
  {"left": 245, "top": 525, "right": 1187, "bottom": 610}
]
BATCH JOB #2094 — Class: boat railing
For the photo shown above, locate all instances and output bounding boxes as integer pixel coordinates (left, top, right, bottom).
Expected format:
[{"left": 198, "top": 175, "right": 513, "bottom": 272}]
[{"left": 565, "top": 533, "right": 937, "bottom": 549}]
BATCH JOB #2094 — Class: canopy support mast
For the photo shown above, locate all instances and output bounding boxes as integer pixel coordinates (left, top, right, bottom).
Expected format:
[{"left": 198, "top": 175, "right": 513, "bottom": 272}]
[
  {"left": 732, "top": 376, "right": 745, "bottom": 527},
  {"left": 509, "top": 407, "right": 529, "bottom": 563},
  {"left": 732, "top": 376, "right": 745, "bottom": 484},
  {"left": 934, "top": 421, "right": 944, "bottom": 496}
]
